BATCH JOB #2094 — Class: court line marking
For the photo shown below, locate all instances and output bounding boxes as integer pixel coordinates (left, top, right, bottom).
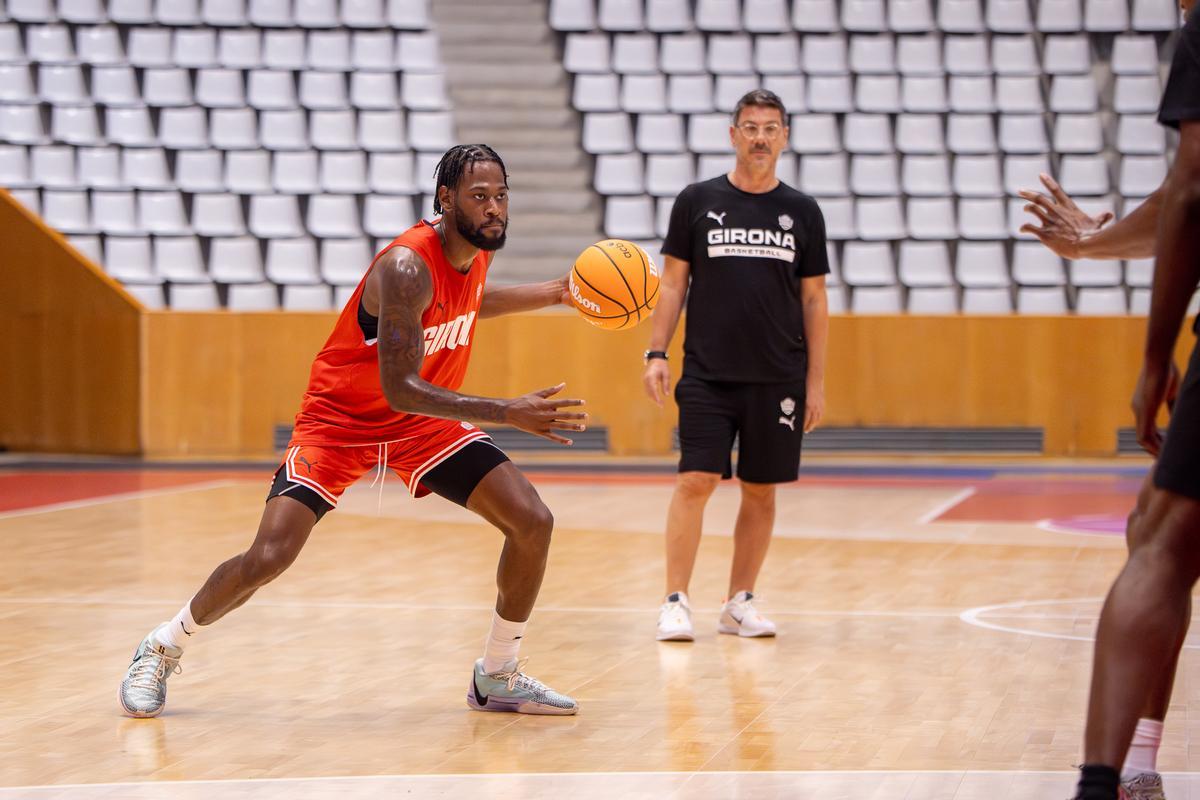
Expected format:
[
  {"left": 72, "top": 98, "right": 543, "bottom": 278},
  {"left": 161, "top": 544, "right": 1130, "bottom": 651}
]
[
  {"left": 0, "top": 480, "right": 241, "bottom": 520},
  {"left": 960, "top": 597, "right": 1200, "bottom": 651},
  {"left": 1036, "top": 517, "right": 1125, "bottom": 537},
  {"left": 12, "top": 769, "right": 1198, "bottom": 792},
  {"left": 917, "top": 486, "right": 977, "bottom": 524},
  {"left": 0, "top": 595, "right": 1132, "bottom": 626},
  {"left": 0, "top": 596, "right": 971, "bottom": 617}
]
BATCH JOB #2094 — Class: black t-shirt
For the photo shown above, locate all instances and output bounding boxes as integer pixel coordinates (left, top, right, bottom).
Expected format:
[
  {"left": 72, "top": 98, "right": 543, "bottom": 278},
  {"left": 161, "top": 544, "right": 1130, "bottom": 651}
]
[
  {"left": 1159, "top": 8, "right": 1200, "bottom": 129},
  {"left": 661, "top": 175, "right": 829, "bottom": 383}
]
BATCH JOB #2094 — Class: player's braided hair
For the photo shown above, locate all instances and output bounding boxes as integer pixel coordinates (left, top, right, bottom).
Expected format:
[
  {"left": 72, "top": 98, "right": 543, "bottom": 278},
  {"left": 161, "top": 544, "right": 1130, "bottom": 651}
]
[{"left": 432, "top": 144, "right": 508, "bottom": 214}]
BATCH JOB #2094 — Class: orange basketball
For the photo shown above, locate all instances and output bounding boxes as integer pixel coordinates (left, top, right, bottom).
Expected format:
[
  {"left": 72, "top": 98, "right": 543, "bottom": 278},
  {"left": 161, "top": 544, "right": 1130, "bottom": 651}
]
[{"left": 569, "top": 239, "right": 660, "bottom": 331}]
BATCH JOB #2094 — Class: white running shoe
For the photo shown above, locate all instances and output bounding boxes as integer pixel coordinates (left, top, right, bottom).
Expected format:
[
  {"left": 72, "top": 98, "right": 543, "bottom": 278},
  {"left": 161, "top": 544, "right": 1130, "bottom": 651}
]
[
  {"left": 119, "top": 623, "right": 183, "bottom": 718},
  {"left": 656, "top": 592, "right": 694, "bottom": 641},
  {"left": 718, "top": 591, "right": 777, "bottom": 637}
]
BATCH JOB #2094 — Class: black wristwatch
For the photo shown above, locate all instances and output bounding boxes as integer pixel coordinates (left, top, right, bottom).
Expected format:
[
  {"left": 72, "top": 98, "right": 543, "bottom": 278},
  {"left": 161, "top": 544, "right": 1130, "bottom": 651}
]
[{"left": 644, "top": 350, "right": 668, "bottom": 362}]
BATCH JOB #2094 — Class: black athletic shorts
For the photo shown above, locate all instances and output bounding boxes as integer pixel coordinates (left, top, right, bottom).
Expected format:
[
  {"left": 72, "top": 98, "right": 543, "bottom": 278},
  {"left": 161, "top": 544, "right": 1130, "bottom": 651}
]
[
  {"left": 675, "top": 375, "right": 806, "bottom": 484},
  {"left": 1155, "top": 337, "right": 1200, "bottom": 500},
  {"left": 266, "top": 439, "right": 511, "bottom": 521}
]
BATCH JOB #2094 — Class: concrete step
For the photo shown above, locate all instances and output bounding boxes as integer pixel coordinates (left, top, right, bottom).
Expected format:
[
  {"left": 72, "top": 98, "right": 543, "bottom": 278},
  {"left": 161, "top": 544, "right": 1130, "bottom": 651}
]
[
  {"left": 438, "top": 23, "right": 552, "bottom": 44},
  {"left": 457, "top": 125, "right": 579, "bottom": 148},
  {"left": 450, "top": 86, "right": 570, "bottom": 109},
  {"left": 506, "top": 166, "right": 593, "bottom": 190},
  {"left": 431, "top": 3, "right": 546, "bottom": 24},
  {"left": 504, "top": 211, "right": 603, "bottom": 234},
  {"left": 498, "top": 233, "right": 602, "bottom": 257},
  {"left": 455, "top": 106, "right": 576, "bottom": 129},
  {"left": 498, "top": 146, "right": 588, "bottom": 169},
  {"left": 441, "top": 42, "right": 559, "bottom": 64},
  {"left": 445, "top": 63, "right": 566, "bottom": 89},
  {"left": 488, "top": 254, "right": 581, "bottom": 284},
  {"left": 507, "top": 190, "right": 598, "bottom": 214}
]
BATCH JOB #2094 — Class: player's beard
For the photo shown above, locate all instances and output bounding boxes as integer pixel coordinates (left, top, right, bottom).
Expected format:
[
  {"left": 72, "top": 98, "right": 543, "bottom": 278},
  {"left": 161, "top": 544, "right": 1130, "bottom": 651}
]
[{"left": 455, "top": 207, "right": 507, "bottom": 251}]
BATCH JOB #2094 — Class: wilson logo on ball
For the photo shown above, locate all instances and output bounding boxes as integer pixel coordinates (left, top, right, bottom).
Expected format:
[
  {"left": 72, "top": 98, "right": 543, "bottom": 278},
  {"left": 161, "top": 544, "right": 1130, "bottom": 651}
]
[{"left": 568, "top": 239, "right": 660, "bottom": 331}]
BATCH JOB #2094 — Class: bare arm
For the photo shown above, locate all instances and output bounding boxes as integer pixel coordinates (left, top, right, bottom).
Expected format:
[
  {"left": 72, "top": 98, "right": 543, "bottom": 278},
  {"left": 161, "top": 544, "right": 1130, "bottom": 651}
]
[
  {"left": 800, "top": 274, "right": 828, "bottom": 433},
  {"left": 1133, "top": 121, "right": 1200, "bottom": 453},
  {"left": 642, "top": 255, "right": 690, "bottom": 407},
  {"left": 479, "top": 276, "right": 569, "bottom": 319},
  {"left": 1020, "top": 173, "right": 1165, "bottom": 260},
  {"left": 376, "top": 248, "right": 587, "bottom": 443}
]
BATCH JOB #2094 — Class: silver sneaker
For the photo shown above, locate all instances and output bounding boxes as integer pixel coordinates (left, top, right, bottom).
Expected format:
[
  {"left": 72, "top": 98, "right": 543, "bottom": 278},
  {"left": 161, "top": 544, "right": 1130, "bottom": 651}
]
[
  {"left": 119, "top": 624, "right": 182, "bottom": 718},
  {"left": 1122, "top": 772, "right": 1166, "bottom": 800}
]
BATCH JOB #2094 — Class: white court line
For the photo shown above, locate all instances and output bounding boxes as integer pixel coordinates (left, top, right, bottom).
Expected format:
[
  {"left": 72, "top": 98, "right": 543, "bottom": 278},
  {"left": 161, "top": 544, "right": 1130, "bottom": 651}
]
[
  {"left": 917, "top": 486, "right": 977, "bottom": 525},
  {"left": 0, "top": 769, "right": 1149, "bottom": 792},
  {"left": 959, "top": 596, "right": 1200, "bottom": 651},
  {"left": 0, "top": 480, "right": 241, "bottom": 520},
  {"left": 0, "top": 595, "right": 970, "bottom": 618}
]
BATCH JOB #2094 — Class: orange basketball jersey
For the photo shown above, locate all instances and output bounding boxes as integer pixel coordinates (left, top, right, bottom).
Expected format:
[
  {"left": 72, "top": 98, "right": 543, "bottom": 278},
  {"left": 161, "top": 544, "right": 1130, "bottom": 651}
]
[{"left": 290, "top": 220, "right": 489, "bottom": 446}]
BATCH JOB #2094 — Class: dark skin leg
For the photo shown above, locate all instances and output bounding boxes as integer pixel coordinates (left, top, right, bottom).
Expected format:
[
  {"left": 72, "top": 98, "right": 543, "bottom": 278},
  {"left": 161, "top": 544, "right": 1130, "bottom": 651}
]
[
  {"left": 1125, "top": 474, "right": 1190, "bottom": 730},
  {"left": 1083, "top": 477, "right": 1200, "bottom": 769},
  {"left": 463, "top": 461, "right": 554, "bottom": 622},
  {"left": 189, "top": 496, "right": 317, "bottom": 625},
  {"left": 186, "top": 462, "right": 550, "bottom": 628}
]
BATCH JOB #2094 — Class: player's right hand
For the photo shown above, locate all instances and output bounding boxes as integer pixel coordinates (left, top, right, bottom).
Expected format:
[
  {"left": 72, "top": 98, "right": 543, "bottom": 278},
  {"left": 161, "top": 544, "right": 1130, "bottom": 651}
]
[
  {"left": 1132, "top": 360, "right": 1176, "bottom": 457},
  {"left": 643, "top": 359, "right": 671, "bottom": 407},
  {"left": 505, "top": 383, "right": 587, "bottom": 446}
]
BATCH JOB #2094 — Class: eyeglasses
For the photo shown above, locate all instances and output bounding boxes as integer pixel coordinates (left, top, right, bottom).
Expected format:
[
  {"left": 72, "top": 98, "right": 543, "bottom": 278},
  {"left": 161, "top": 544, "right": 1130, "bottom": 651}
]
[{"left": 735, "top": 123, "right": 784, "bottom": 140}]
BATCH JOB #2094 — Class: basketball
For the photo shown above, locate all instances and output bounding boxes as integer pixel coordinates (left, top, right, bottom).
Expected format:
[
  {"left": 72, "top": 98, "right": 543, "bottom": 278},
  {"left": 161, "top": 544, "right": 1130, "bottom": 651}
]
[{"left": 568, "top": 239, "right": 660, "bottom": 331}]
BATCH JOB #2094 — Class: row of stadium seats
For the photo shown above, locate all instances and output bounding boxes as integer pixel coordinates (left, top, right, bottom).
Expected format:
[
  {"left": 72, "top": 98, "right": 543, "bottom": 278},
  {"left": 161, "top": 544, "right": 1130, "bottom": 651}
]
[
  {"left": 3, "top": 0, "right": 430, "bottom": 28},
  {"left": 1, "top": 144, "right": 436, "bottom": 193},
  {"left": 0, "top": 25, "right": 440, "bottom": 69},
  {"left": 0, "top": 64, "right": 447, "bottom": 110},
  {"left": 0, "top": 105, "right": 452, "bottom": 150},
  {"left": 550, "top": 0, "right": 1181, "bottom": 34},
  {"left": 563, "top": 31, "right": 1168, "bottom": 76},
  {"left": 11, "top": 185, "right": 426, "bottom": 236},
  {"left": 582, "top": 112, "right": 1163, "bottom": 155},
  {"left": 594, "top": 152, "right": 1167, "bottom": 196},
  {"left": 831, "top": 285, "right": 1153, "bottom": 313},
  {"left": 577, "top": 73, "right": 1162, "bottom": 116},
  {"left": 605, "top": 192, "right": 1139, "bottom": 240}
]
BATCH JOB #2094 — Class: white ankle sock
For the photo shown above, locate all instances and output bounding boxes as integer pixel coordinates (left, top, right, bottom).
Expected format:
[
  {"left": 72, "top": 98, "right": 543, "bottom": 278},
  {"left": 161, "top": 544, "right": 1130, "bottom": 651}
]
[
  {"left": 155, "top": 600, "right": 203, "bottom": 652},
  {"left": 1122, "top": 717, "right": 1164, "bottom": 779},
  {"left": 482, "top": 611, "right": 527, "bottom": 674}
]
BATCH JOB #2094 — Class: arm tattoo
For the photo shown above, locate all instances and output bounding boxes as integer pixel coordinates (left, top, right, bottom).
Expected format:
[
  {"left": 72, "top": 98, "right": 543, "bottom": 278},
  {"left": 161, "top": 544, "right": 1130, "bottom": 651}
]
[{"left": 376, "top": 249, "right": 508, "bottom": 424}]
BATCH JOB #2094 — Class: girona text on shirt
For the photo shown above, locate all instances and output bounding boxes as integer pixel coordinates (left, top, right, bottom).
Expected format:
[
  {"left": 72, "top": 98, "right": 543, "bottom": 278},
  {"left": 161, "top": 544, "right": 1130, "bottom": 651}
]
[
  {"left": 706, "top": 228, "right": 796, "bottom": 262},
  {"left": 423, "top": 310, "right": 477, "bottom": 356}
]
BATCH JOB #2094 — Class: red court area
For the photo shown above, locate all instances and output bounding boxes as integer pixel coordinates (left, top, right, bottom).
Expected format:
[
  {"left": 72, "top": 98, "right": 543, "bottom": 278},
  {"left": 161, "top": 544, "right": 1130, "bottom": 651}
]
[
  {"left": 935, "top": 476, "right": 1144, "bottom": 524},
  {"left": 0, "top": 464, "right": 1149, "bottom": 529},
  {"left": 0, "top": 470, "right": 260, "bottom": 513}
]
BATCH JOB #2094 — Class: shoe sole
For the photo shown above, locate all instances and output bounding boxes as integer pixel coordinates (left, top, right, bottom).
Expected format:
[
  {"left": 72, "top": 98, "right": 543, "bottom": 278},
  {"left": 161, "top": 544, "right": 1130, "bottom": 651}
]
[
  {"left": 656, "top": 630, "right": 694, "bottom": 641},
  {"left": 466, "top": 679, "right": 578, "bottom": 716},
  {"left": 717, "top": 624, "right": 776, "bottom": 638}
]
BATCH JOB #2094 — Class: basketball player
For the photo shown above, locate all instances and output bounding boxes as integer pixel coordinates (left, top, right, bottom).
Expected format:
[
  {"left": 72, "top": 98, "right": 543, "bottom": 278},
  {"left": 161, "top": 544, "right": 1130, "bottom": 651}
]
[
  {"left": 1019, "top": 6, "right": 1200, "bottom": 799},
  {"left": 642, "top": 89, "right": 829, "bottom": 641},
  {"left": 119, "top": 145, "right": 586, "bottom": 718}
]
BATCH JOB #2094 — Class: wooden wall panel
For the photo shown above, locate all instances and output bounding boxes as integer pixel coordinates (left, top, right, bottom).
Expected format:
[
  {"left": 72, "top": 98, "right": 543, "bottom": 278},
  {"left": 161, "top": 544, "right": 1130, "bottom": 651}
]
[
  {"left": 140, "top": 313, "right": 331, "bottom": 457},
  {"left": 138, "top": 310, "right": 1191, "bottom": 458},
  {"left": 0, "top": 190, "right": 142, "bottom": 454}
]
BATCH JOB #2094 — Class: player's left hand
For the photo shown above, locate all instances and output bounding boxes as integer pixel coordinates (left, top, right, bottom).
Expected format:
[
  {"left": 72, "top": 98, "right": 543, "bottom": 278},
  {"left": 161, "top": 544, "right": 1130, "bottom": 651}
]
[
  {"left": 1018, "top": 173, "right": 1114, "bottom": 260},
  {"left": 804, "top": 380, "right": 825, "bottom": 433},
  {"left": 1132, "top": 359, "right": 1176, "bottom": 456},
  {"left": 556, "top": 274, "right": 571, "bottom": 306}
]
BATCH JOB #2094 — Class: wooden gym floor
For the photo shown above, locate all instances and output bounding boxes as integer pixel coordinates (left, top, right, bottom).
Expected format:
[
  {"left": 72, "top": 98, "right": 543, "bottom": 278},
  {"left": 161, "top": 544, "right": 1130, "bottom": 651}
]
[{"left": 3, "top": 457, "right": 1199, "bottom": 799}]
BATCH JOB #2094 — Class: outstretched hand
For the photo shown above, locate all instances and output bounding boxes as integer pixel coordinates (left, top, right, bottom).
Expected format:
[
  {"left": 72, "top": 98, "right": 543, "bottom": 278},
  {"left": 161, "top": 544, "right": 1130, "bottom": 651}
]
[
  {"left": 1018, "top": 173, "right": 1114, "bottom": 259},
  {"left": 505, "top": 383, "right": 587, "bottom": 446}
]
